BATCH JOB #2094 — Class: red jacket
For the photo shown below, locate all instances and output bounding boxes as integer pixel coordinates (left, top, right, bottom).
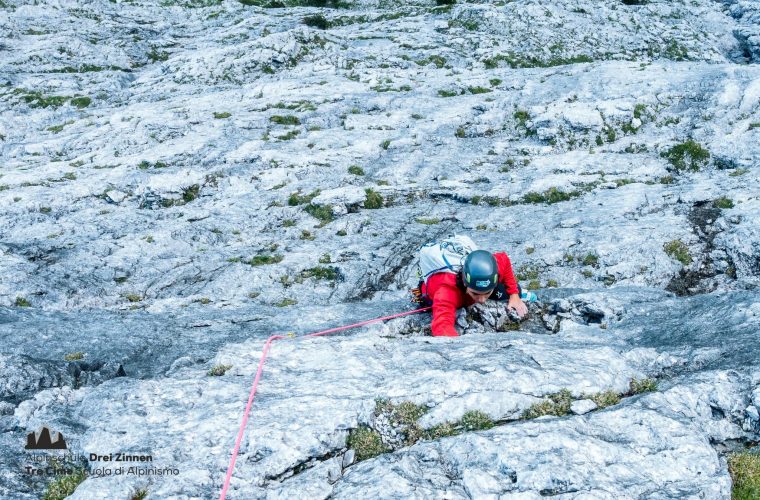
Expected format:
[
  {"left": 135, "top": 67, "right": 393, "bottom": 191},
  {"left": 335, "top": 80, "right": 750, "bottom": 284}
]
[{"left": 426, "top": 252, "right": 519, "bottom": 337}]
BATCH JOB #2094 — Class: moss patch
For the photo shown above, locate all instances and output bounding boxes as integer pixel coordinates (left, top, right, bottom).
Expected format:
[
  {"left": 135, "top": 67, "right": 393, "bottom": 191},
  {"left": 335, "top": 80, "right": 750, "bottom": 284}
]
[
  {"left": 64, "top": 352, "right": 84, "bottom": 361},
  {"left": 728, "top": 452, "right": 760, "bottom": 500}
]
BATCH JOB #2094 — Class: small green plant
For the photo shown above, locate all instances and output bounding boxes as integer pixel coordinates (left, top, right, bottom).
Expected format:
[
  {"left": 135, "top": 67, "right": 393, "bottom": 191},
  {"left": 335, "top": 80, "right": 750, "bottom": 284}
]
[
  {"left": 663, "top": 240, "right": 692, "bottom": 266},
  {"left": 728, "top": 451, "right": 760, "bottom": 499},
  {"left": 713, "top": 197, "right": 734, "bottom": 209},
  {"left": 526, "top": 247, "right": 535, "bottom": 254},
  {"left": 213, "top": 112, "right": 231, "bottom": 119},
  {"left": 629, "top": 378, "right": 657, "bottom": 394},
  {"left": 282, "top": 219, "right": 296, "bottom": 227},
  {"left": 47, "top": 120, "right": 74, "bottom": 133},
  {"left": 582, "top": 253, "right": 598, "bottom": 267},
  {"left": 319, "top": 253, "right": 331, "bottom": 264},
  {"left": 527, "top": 280, "right": 540, "bottom": 290},
  {"left": 274, "top": 298, "right": 297, "bottom": 307},
  {"left": 591, "top": 390, "right": 620, "bottom": 409},
  {"left": 546, "top": 279, "right": 558, "bottom": 287},
  {"left": 347, "top": 427, "right": 387, "bottom": 461},
  {"left": 455, "top": 126, "right": 466, "bottom": 138},
  {"left": 489, "top": 78, "right": 502, "bottom": 86},
  {"left": 248, "top": 291, "right": 260, "bottom": 299},
  {"left": 348, "top": 165, "right": 365, "bottom": 175},
  {"left": 303, "top": 14, "right": 329, "bottom": 29},
  {"left": 468, "top": 86, "right": 491, "bottom": 94},
  {"left": 208, "top": 364, "right": 232, "bottom": 376},
  {"left": 304, "top": 204, "right": 334, "bottom": 224},
  {"left": 125, "top": 294, "right": 142, "bottom": 303},
  {"left": 415, "top": 217, "right": 440, "bottom": 225},
  {"left": 182, "top": 184, "right": 200, "bottom": 203},
  {"left": 270, "top": 115, "right": 300, "bottom": 125},
  {"left": 42, "top": 467, "right": 87, "bottom": 500},
  {"left": 64, "top": 352, "right": 84, "bottom": 361},
  {"left": 661, "top": 140, "right": 710, "bottom": 172},
  {"left": 70, "top": 96, "right": 91, "bottom": 109},
  {"left": 131, "top": 489, "right": 148, "bottom": 500},
  {"left": 15, "top": 296, "right": 32, "bottom": 307},
  {"left": 438, "top": 89, "right": 458, "bottom": 98},
  {"left": 301, "top": 266, "right": 338, "bottom": 280},
  {"left": 336, "top": 229, "right": 347, "bottom": 236},
  {"left": 423, "top": 422, "right": 457, "bottom": 439},
  {"left": 40, "top": 207, "right": 52, "bottom": 213},
  {"left": 460, "top": 410, "right": 494, "bottom": 431},
  {"left": 277, "top": 130, "right": 300, "bottom": 140},
  {"left": 729, "top": 169, "right": 749, "bottom": 177},
  {"left": 364, "top": 188, "right": 383, "bottom": 209},
  {"left": 249, "top": 254, "right": 283, "bottom": 266},
  {"left": 523, "top": 389, "right": 572, "bottom": 419},
  {"left": 288, "top": 190, "right": 320, "bottom": 206},
  {"left": 380, "top": 139, "right": 391, "bottom": 150},
  {"left": 196, "top": 297, "right": 210, "bottom": 304}
]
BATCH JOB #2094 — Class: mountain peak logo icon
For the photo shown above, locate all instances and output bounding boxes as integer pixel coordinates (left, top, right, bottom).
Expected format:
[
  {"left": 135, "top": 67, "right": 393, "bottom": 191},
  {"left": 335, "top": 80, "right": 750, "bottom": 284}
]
[{"left": 25, "top": 427, "right": 67, "bottom": 450}]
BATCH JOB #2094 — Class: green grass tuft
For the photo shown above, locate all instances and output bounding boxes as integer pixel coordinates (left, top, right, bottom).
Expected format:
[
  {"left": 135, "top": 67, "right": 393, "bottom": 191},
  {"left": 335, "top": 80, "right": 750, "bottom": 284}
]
[
  {"left": 70, "top": 96, "right": 91, "bottom": 108},
  {"left": 661, "top": 140, "right": 710, "bottom": 172},
  {"left": 415, "top": 217, "right": 440, "bottom": 225},
  {"left": 663, "top": 240, "right": 692, "bottom": 266},
  {"left": 303, "top": 13, "right": 329, "bottom": 29},
  {"left": 301, "top": 266, "right": 339, "bottom": 281},
  {"left": 270, "top": 115, "right": 300, "bottom": 125},
  {"left": 304, "top": 203, "right": 334, "bottom": 224},
  {"left": 629, "top": 378, "right": 657, "bottom": 394},
  {"left": 523, "top": 389, "right": 572, "bottom": 419},
  {"left": 348, "top": 165, "right": 365, "bottom": 175},
  {"left": 249, "top": 254, "right": 283, "bottom": 266},
  {"left": 459, "top": 410, "right": 494, "bottom": 431},
  {"left": 64, "top": 352, "right": 84, "bottom": 361},
  {"left": 582, "top": 253, "right": 598, "bottom": 267},
  {"left": 728, "top": 451, "right": 760, "bottom": 500},
  {"left": 42, "top": 467, "right": 87, "bottom": 500},
  {"left": 213, "top": 112, "right": 231, "bottom": 119},
  {"left": 364, "top": 188, "right": 383, "bottom": 209},
  {"left": 208, "top": 364, "right": 232, "bottom": 376},
  {"left": 15, "top": 296, "right": 32, "bottom": 307},
  {"left": 713, "top": 197, "right": 734, "bottom": 209},
  {"left": 591, "top": 390, "right": 620, "bottom": 409},
  {"left": 347, "top": 427, "right": 387, "bottom": 461}
]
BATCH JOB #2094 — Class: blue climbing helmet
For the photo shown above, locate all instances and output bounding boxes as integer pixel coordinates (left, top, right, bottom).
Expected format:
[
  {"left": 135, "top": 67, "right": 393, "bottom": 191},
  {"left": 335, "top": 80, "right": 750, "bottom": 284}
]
[{"left": 462, "top": 250, "right": 499, "bottom": 292}]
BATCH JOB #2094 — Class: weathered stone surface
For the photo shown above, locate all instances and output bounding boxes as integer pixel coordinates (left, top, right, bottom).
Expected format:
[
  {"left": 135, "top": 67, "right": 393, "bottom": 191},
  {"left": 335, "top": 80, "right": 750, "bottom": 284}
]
[{"left": 0, "top": 0, "right": 759, "bottom": 498}]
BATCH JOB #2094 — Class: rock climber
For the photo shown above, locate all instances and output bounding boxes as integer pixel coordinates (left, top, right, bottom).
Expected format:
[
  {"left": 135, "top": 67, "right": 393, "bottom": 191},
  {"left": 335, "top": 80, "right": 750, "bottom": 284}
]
[{"left": 413, "top": 246, "right": 530, "bottom": 337}]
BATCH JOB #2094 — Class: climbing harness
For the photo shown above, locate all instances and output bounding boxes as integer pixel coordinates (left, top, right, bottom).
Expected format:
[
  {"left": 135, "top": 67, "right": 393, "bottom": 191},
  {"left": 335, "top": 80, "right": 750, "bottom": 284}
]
[{"left": 219, "top": 306, "right": 432, "bottom": 500}]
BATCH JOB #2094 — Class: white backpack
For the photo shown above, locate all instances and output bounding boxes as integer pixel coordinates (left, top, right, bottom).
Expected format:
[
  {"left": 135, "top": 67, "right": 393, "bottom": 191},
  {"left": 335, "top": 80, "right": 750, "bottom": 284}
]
[{"left": 418, "top": 235, "right": 479, "bottom": 284}]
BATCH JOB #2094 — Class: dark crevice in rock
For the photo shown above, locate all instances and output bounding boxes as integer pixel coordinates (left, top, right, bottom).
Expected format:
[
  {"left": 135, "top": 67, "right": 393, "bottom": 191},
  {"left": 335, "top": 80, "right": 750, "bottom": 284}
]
[
  {"left": 265, "top": 448, "right": 343, "bottom": 484},
  {"left": 0, "top": 354, "right": 127, "bottom": 406},
  {"left": 666, "top": 200, "right": 730, "bottom": 296}
]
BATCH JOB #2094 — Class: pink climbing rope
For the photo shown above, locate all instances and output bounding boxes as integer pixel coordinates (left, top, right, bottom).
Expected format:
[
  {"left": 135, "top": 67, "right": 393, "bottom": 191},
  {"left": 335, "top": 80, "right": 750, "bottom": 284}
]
[{"left": 219, "top": 306, "right": 432, "bottom": 500}]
